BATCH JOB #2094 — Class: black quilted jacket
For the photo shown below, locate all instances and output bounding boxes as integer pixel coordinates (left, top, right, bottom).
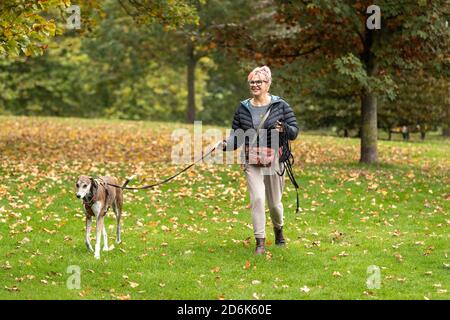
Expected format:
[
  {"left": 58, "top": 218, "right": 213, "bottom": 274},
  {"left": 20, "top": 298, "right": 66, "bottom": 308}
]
[{"left": 224, "top": 95, "right": 299, "bottom": 151}]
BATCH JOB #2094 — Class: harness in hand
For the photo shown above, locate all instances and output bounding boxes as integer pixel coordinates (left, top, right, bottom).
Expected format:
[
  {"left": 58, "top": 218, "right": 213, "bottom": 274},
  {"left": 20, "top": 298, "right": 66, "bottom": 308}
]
[{"left": 276, "top": 121, "right": 300, "bottom": 213}]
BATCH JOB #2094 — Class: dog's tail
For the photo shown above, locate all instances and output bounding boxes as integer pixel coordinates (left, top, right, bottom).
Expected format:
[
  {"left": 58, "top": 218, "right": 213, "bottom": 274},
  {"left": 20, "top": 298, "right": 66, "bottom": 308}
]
[{"left": 122, "top": 175, "right": 136, "bottom": 188}]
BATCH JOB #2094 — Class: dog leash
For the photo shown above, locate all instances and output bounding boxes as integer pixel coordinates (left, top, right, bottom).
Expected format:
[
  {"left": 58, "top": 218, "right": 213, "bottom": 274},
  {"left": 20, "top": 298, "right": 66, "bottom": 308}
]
[
  {"left": 276, "top": 121, "right": 300, "bottom": 213},
  {"left": 106, "top": 143, "right": 220, "bottom": 190}
]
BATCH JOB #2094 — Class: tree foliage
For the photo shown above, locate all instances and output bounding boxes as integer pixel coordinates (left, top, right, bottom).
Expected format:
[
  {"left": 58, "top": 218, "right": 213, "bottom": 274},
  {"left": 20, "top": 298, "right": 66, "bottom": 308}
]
[
  {"left": 231, "top": 0, "right": 449, "bottom": 161},
  {"left": 0, "top": 0, "right": 448, "bottom": 144},
  {"left": 0, "top": 0, "right": 67, "bottom": 57}
]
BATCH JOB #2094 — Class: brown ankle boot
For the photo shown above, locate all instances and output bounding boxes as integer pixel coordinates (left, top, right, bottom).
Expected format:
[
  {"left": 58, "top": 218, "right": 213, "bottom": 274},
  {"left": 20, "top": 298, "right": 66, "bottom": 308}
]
[
  {"left": 274, "top": 226, "right": 286, "bottom": 246},
  {"left": 255, "top": 238, "right": 265, "bottom": 255}
]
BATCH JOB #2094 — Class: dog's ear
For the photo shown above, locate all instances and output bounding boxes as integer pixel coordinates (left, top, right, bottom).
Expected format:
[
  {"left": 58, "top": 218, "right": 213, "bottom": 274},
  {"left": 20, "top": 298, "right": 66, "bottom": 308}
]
[
  {"left": 89, "top": 177, "right": 97, "bottom": 191},
  {"left": 75, "top": 176, "right": 83, "bottom": 187}
]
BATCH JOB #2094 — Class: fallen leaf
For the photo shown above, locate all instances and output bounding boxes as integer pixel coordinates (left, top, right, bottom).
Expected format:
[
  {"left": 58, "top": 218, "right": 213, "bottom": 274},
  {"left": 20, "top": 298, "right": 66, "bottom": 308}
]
[
  {"left": 332, "top": 271, "right": 342, "bottom": 278},
  {"left": 300, "top": 286, "right": 310, "bottom": 293},
  {"left": 19, "top": 237, "right": 30, "bottom": 245},
  {"left": 394, "top": 252, "right": 403, "bottom": 262},
  {"left": 211, "top": 267, "right": 220, "bottom": 273}
]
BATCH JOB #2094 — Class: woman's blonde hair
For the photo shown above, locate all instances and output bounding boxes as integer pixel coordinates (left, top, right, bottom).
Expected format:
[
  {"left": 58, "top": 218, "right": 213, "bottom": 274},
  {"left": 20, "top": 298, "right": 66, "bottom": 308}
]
[{"left": 247, "top": 65, "right": 272, "bottom": 84}]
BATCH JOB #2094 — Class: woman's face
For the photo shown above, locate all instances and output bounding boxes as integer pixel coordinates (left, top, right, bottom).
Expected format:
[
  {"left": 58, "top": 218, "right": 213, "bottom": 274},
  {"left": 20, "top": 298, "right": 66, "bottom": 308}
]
[{"left": 248, "top": 74, "right": 270, "bottom": 97}]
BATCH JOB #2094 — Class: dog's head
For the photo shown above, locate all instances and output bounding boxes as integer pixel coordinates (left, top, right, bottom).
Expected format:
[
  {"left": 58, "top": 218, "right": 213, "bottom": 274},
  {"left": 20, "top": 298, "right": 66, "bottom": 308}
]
[{"left": 75, "top": 175, "right": 95, "bottom": 200}]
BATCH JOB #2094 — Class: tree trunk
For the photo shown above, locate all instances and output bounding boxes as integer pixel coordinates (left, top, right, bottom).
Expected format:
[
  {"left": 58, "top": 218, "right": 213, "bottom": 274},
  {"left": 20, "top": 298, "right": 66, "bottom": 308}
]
[
  {"left": 444, "top": 93, "right": 450, "bottom": 136},
  {"left": 388, "top": 130, "right": 392, "bottom": 141},
  {"left": 420, "top": 131, "right": 426, "bottom": 140},
  {"left": 360, "top": 27, "right": 378, "bottom": 164},
  {"left": 360, "top": 92, "right": 378, "bottom": 164},
  {"left": 186, "top": 42, "right": 197, "bottom": 123}
]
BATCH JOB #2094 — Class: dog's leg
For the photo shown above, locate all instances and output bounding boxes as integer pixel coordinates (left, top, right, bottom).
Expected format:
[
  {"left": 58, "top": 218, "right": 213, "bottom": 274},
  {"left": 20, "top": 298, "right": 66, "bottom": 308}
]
[
  {"left": 85, "top": 216, "right": 94, "bottom": 252},
  {"left": 113, "top": 201, "right": 122, "bottom": 244},
  {"left": 102, "top": 223, "right": 109, "bottom": 251},
  {"left": 94, "top": 210, "right": 104, "bottom": 260}
]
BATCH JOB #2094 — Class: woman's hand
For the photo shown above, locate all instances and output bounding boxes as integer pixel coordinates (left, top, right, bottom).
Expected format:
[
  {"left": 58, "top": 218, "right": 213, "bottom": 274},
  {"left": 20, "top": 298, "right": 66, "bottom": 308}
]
[
  {"left": 216, "top": 140, "right": 227, "bottom": 151},
  {"left": 206, "top": 140, "right": 226, "bottom": 154},
  {"left": 275, "top": 120, "right": 284, "bottom": 132}
]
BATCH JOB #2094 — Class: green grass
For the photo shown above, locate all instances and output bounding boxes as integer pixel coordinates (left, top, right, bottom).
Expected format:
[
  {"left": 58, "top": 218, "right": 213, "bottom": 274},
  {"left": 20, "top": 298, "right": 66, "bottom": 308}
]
[{"left": 0, "top": 116, "right": 448, "bottom": 300}]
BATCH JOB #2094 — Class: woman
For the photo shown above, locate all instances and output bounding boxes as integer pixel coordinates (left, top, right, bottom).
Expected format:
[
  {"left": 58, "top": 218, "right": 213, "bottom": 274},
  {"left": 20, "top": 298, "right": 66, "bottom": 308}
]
[{"left": 219, "top": 66, "right": 299, "bottom": 254}]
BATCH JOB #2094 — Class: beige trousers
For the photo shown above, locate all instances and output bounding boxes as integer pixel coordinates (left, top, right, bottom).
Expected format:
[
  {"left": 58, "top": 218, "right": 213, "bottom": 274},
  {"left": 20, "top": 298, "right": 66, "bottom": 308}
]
[{"left": 243, "top": 162, "right": 285, "bottom": 239}]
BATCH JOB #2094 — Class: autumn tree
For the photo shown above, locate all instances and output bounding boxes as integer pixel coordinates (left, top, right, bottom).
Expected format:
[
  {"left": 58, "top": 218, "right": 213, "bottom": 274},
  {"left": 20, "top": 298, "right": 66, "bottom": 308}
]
[
  {"left": 119, "top": 0, "right": 253, "bottom": 123},
  {"left": 0, "top": 0, "right": 66, "bottom": 57},
  {"left": 118, "top": 0, "right": 200, "bottom": 122},
  {"left": 243, "top": 0, "right": 449, "bottom": 163}
]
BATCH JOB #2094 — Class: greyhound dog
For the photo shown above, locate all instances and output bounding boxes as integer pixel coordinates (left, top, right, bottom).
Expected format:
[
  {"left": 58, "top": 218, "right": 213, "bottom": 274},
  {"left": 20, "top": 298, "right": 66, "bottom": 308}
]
[{"left": 75, "top": 175, "right": 133, "bottom": 259}]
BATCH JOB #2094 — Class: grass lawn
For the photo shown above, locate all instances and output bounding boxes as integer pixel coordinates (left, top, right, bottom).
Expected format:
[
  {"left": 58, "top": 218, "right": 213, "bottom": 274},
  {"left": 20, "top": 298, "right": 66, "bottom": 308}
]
[{"left": 0, "top": 116, "right": 448, "bottom": 300}]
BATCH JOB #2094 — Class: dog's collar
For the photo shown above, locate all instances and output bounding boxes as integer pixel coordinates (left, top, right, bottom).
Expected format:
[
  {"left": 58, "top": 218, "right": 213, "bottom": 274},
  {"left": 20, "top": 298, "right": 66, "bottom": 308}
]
[
  {"left": 83, "top": 191, "right": 96, "bottom": 206},
  {"left": 83, "top": 178, "right": 108, "bottom": 206},
  {"left": 83, "top": 178, "right": 99, "bottom": 206},
  {"left": 83, "top": 195, "right": 94, "bottom": 206}
]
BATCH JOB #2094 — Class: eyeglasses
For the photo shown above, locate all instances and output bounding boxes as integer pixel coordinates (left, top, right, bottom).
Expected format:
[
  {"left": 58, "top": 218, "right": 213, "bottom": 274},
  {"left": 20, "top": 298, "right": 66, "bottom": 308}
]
[{"left": 248, "top": 80, "right": 267, "bottom": 86}]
